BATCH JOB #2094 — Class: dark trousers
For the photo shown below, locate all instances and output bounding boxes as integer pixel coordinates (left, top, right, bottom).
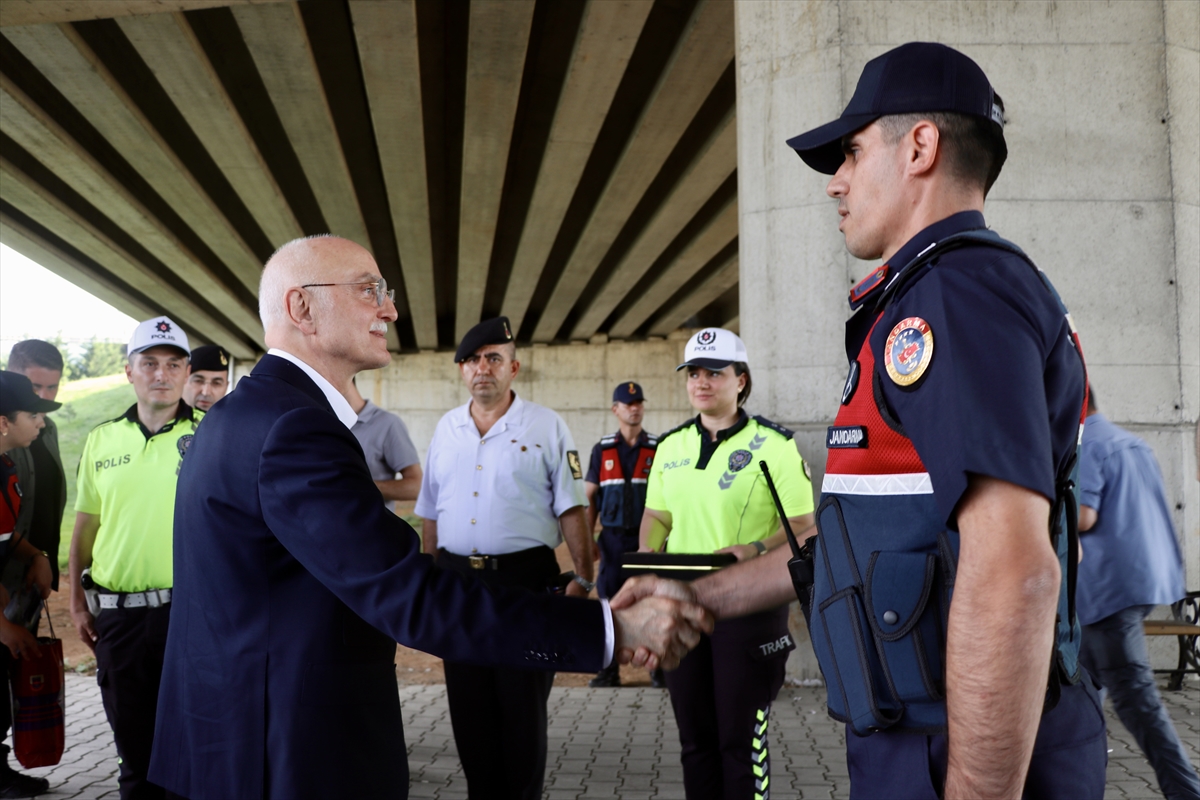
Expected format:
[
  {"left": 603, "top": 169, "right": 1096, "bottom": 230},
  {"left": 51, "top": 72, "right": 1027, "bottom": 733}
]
[
  {"left": 665, "top": 605, "right": 791, "bottom": 800},
  {"left": 437, "top": 547, "right": 559, "bottom": 800},
  {"left": 596, "top": 526, "right": 639, "bottom": 600},
  {"left": 845, "top": 677, "right": 1108, "bottom": 799},
  {"left": 1081, "top": 605, "right": 1200, "bottom": 800},
  {"left": 94, "top": 604, "right": 171, "bottom": 800}
]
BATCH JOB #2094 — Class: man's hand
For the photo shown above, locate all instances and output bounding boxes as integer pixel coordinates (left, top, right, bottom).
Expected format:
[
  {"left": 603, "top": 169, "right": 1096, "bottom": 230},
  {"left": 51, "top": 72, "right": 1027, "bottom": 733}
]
[
  {"left": 72, "top": 609, "right": 98, "bottom": 653},
  {"left": 610, "top": 575, "right": 702, "bottom": 666},
  {"left": 0, "top": 617, "right": 41, "bottom": 660},
  {"left": 611, "top": 594, "right": 712, "bottom": 670}
]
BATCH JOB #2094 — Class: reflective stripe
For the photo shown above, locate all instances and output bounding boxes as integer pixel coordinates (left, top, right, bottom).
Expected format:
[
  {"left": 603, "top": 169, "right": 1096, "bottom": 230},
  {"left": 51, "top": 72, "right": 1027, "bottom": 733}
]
[
  {"left": 822, "top": 472, "right": 933, "bottom": 495},
  {"left": 599, "top": 479, "right": 625, "bottom": 487},
  {"left": 0, "top": 532, "right": 12, "bottom": 542}
]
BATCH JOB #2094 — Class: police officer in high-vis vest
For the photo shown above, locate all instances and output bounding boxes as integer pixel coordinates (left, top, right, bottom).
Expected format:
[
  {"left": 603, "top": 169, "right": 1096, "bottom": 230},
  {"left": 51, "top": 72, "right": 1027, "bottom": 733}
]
[
  {"left": 584, "top": 382, "right": 658, "bottom": 688},
  {"left": 612, "top": 42, "right": 1108, "bottom": 799},
  {"left": 640, "top": 328, "right": 815, "bottom": 800}
]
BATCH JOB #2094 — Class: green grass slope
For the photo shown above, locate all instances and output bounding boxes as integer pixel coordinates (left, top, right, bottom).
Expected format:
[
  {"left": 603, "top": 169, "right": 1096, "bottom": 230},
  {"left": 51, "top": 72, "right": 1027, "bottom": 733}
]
[{"left": 50, "top": 374, "right": 135, "bottom": 574}]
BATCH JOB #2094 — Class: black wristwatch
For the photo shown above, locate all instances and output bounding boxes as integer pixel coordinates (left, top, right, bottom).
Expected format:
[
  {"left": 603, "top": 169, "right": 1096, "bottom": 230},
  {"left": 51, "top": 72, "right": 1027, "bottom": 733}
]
[{"left": 752, "top": 540, "right": 768, "bottom": 556}]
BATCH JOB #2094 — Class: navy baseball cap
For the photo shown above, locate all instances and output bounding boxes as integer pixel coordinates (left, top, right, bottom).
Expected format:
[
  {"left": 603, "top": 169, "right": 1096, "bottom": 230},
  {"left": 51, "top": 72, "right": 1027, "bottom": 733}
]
[
  {"left": 786, "top": 42, "right": 1005, "bottom": 174},
  {"left": 613, "top": 382, "right": 645, "bottom": 404}
]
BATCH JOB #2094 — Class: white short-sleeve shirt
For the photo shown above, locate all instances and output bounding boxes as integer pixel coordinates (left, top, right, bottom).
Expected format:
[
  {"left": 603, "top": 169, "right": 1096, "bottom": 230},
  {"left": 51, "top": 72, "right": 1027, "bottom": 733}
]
[{"left": 414, "top": 393, "right": 586, "bottom": 555}]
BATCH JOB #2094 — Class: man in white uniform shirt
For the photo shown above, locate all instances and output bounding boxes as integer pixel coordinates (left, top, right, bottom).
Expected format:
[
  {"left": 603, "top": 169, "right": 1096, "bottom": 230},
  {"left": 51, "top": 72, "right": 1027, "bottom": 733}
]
[{"left": 416, "top": 316, "right": 595, "bottom": 800}]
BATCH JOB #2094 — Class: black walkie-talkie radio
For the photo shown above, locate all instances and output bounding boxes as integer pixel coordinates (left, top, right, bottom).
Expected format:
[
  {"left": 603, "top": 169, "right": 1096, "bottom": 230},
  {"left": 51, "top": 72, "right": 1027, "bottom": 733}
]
[{"left": 758, "top": 461, "right": 815, "bottom": 623}]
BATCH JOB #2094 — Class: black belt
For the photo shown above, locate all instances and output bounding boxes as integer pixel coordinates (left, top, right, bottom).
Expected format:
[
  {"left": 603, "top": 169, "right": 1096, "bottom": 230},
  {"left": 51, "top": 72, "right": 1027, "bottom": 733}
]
[{"left": 438, "top": 546, "right": 553, "bottom": 572}]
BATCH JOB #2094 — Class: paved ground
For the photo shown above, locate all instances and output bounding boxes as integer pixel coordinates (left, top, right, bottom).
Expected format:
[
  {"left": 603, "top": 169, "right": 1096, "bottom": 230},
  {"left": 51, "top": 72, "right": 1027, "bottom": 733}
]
[{"left": 9, "top": 674, "right": 1198, "bottom": 799}]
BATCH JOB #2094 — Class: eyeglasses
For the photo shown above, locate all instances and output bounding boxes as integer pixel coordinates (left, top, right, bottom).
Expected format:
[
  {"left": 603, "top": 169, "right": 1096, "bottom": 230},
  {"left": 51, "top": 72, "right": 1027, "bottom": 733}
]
[{"left": 301, "top": 278, "right": 395, "bottom": 307}]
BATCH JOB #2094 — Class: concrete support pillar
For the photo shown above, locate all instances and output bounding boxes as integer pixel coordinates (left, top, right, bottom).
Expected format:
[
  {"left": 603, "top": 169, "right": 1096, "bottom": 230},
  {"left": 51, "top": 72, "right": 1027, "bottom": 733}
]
[{"left": 735, "top": 0, "right": 1199, "bottom": 680}]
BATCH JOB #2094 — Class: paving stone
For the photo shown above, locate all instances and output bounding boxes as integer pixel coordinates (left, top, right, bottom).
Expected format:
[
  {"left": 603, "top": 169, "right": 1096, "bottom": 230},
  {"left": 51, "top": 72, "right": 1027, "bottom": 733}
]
[{"left": 17, "top": 676, "right": 1198, "bottom": 798}]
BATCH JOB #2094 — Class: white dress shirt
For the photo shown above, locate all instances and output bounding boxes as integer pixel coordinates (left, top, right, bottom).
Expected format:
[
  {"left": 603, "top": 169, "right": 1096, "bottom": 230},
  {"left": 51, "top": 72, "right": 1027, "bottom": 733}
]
[
  {"left": 416, "top": 393, "right": 615, "bottom": 666},
  {"left": 415, "top": 393, "right": 586, "bottom": 555},
  {"left": 266, "top": 349, "right": 358, "bottom": 429}
]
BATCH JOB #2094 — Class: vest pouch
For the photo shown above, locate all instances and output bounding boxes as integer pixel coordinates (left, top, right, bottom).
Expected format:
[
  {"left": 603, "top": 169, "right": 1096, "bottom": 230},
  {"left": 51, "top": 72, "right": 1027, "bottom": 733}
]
[
  {"left": 599, "top": 486, "right": 624, "bottom": 528},
  {"left": 809, "top": 497, "right": 902, "bottom": 736},
  {"left": 863, "top": 551, "right": 944, "bottom": 705}
]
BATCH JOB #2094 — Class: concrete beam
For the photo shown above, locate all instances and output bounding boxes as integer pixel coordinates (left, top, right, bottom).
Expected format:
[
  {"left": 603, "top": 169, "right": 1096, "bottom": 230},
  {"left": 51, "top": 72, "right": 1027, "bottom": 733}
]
[
  {"left": 349, "top": 0, "right": 437, "bottom": 350},
  {"left": 608, "top": 193, "right": 737, "bottom": 338},
  {"left": 647, "top": 252, "right": 738, "bottom": 337},
  {"left": 117, "top": 12, "right": 302, "bottom": 249},
  {"left": 4, "top": 23, "right": 265, "bottom": 295},
  {"left": 455, "top": 0, "right": 535, "bottom": 340},
  {"left": 0, "top": 77, "right": 264, "bottom": 344},
  {"left": 531, "top": 0, "right": 734, "bottom": 343},
  {"left": 232, "top": 1, "right": 372, "bottom": 250},
  {"left": 0, "top": 1, "right": 284, "bottom": 28},
  {"left": 499, "top": 0, "right": 654, "bottom": 331},
  {"left": 569, "top": 109, "right": 736, "bottom": 339},
  {"left": 0, "top": 160, "right": 257, "bottom": 357}
]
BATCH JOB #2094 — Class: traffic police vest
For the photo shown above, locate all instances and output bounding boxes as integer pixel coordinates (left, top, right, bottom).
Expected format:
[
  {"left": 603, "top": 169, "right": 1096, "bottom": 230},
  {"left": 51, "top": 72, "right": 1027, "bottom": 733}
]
[
  {"left": 597, "top": 434, "right": 657, "bottom": 529},
  {"left": 808, "top": 230, "right": 1087, "bottom": 736}
]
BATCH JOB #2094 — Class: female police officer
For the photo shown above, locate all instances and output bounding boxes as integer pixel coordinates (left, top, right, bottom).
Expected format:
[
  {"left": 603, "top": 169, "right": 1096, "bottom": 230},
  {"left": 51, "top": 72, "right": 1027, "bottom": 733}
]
[{"left": 639, "top": 328, "right": 814, "bottom": 800}]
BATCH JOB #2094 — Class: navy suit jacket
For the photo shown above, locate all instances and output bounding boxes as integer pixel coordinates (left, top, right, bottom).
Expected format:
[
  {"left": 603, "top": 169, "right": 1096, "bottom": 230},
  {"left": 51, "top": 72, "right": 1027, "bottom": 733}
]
[{"left": 148, "top": 355, "right": 604, "bottom": 799}]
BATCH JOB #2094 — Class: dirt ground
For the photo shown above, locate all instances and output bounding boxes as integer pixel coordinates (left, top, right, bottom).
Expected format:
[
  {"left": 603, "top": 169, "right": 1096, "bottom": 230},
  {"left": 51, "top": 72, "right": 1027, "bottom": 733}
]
[{"left": 51, "top": 538, "right": 654, "bottom": 687}]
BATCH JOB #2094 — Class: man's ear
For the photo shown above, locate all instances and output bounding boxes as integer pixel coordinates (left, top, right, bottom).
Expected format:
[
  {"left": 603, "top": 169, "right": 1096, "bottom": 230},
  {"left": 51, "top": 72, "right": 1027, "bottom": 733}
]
[
  {"left": 285, "top": 288, "right": 318, "bottom": 334},
  {"left": 125, "top": 361, "right": 134, "bottom": 385},
  {"left": 907, "top": 120, "right": 940, "bottom": 177},
  {"left": 510, "top": 359, "right": 521, "bottom": 380}
]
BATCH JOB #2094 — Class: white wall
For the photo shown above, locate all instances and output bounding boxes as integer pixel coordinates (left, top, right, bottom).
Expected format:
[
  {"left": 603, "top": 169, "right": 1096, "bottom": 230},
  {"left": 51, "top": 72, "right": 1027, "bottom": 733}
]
[
  {"left": 735, "top": 0, "right": 1199, "bottom": 678},
  {"left": 352, "top": 335, "right": 701, "bottom": 472}
]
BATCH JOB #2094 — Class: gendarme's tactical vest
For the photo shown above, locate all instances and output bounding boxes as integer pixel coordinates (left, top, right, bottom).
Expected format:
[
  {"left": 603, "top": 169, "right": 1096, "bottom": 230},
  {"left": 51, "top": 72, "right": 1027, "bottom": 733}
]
[
  {"left": 597, "top": 434, "right": 657, "bottom": 529},
  {"left": 808, "top": 230, "right": 1088, "bottom": 736}
]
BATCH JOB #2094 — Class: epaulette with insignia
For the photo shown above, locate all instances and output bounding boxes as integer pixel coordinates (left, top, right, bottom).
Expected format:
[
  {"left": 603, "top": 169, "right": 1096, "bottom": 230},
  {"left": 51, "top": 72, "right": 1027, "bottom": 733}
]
[
  {"left": 848, "top": 264, "right": 889, "bottom": 311},
  {"left": 645, "top": 434, "right": 659, "bottom": 446},
  {"left": 600, "top": 434, "right": 618, "bottom": 445},
  {"left": 753, "top": 415, "right": 794, "bottom": 440},
  {"left": 656, "top": 418, "right": 698, "bottom": 444}
]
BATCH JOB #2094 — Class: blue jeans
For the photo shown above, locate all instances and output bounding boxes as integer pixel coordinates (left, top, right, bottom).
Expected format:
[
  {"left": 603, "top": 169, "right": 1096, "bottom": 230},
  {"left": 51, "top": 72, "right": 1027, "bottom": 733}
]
[{"left": 1081, "top": 604, "right": 1200, "bottom": 800}]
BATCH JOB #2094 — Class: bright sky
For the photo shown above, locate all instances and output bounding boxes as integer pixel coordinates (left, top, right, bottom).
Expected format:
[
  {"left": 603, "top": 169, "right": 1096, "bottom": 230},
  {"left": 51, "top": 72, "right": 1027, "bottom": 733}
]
[{"left": 0, "top": 243, "right": 138, "bottom": 359}]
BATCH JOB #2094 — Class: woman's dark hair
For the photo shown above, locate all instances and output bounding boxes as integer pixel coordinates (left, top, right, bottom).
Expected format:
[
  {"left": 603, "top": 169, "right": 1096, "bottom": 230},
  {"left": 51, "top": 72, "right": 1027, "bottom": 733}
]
[{"left": 733, "top": 362, "right": 752, "bottom": 408}]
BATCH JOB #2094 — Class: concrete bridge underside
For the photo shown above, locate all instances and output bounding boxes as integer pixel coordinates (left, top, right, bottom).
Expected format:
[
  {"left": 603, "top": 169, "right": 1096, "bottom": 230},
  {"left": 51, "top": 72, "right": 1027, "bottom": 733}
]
[{"left": 0, "top": 0, "right": 740, "bottom": 360}]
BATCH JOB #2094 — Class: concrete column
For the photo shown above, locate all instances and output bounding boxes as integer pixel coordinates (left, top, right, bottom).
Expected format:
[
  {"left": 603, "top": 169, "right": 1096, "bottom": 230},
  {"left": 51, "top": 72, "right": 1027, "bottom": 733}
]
[{"left": 735, "top": 0, "right": 1199, "bottom": 679}]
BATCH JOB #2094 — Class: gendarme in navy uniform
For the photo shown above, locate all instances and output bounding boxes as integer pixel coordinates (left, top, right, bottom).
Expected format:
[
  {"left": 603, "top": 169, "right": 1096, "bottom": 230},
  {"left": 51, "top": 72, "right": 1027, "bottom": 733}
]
[
  {"left": 613, "top": 42, "right": 1108, "bottom": 800},
  {"left": 584, "top": 382, "right": 657, "bottom": 688}
]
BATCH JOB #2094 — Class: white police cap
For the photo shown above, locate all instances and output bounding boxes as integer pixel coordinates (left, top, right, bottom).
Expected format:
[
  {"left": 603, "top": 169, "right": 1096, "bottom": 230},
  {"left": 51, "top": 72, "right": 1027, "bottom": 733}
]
[
  {"left": 128, "top": 316, "right": 190, "bottom": 357},
  {"left": 676, "top": 328, "right": 748, "bottom": 372}
]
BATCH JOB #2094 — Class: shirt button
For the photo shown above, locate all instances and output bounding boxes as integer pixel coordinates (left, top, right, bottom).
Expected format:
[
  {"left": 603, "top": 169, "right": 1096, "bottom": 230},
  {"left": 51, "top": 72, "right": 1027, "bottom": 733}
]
[
  {"left": 481, "top": 439, "right": 485, "bottom": 444},
  {"left": 473, "top": 491, "right": 478, "bottom": 497},
  {"left": 476, "top": 465, "right": 482, "bottom": 470},
  {"left": 471, "top": 519, "right": 476, "bottom": 524}
]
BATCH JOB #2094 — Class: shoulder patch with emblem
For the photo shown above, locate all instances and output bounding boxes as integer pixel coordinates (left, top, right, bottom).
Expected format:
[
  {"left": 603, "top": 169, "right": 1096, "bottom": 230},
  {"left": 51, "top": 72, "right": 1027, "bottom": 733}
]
[
  {"left": 566, "top": 450, "right": 582, "bottom": 480},
  {"left": 884, "top": 316, "right": 934, "bottom": 386}
]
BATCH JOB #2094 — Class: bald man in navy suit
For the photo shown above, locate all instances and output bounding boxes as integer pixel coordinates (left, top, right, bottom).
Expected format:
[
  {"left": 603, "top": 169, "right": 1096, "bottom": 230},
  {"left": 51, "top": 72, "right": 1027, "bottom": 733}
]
[{"left": 148, "top": 235, "right": 711, "bottom": 800}]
